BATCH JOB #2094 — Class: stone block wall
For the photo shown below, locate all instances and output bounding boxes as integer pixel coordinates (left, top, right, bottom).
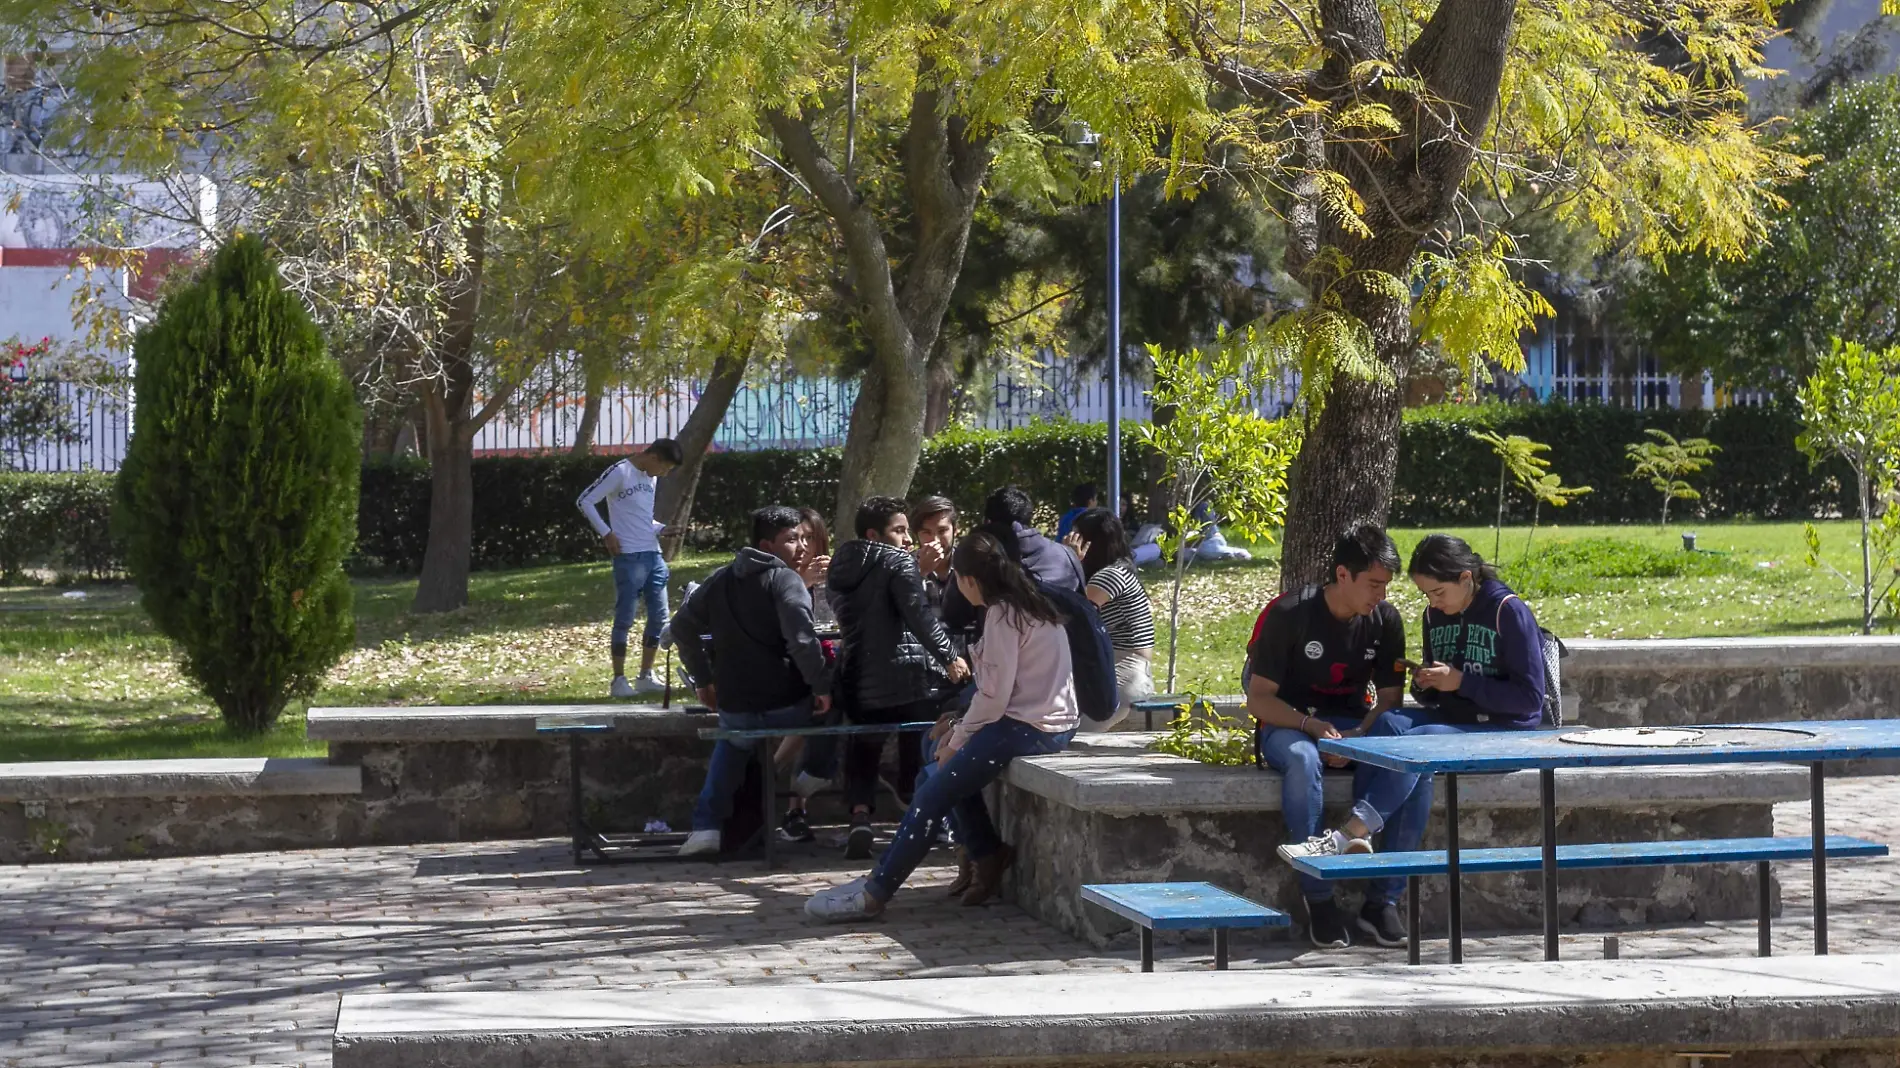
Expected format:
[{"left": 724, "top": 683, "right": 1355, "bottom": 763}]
[{"left": 994, "top": 782, "right": 1778, "bottom": 950}]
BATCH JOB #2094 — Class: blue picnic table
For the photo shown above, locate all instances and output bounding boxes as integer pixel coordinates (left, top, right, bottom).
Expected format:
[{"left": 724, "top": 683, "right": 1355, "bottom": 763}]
[{"left": 1320, "top": 720, "right": 1900, "bottom": 963}]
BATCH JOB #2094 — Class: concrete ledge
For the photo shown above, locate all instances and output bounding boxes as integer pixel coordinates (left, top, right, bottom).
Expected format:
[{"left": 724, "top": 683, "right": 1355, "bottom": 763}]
[
  {"left": 1010, "top": 743, "right": 1809, "bottom": 816},
  {"left": 332, "top": 953, "right": 1900, "bottom": 1068},
  {"left": 0, "top": 757, "right": 360, "bottom": 801},
  {"left": 1567, "top": 636, "right": 1900, "bottom": 672},
  {"left": 306, "top": 704, "right": 703, "bottom": 742}
]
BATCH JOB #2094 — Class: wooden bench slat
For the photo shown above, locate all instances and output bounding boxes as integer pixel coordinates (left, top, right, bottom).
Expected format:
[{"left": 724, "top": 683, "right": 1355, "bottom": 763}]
[
  {"left": 1081, "top": 882, "right": 1291, "bottom": 931},
  {"left": 1285, "top": 835, "right": 1887, "bottom": 880}
]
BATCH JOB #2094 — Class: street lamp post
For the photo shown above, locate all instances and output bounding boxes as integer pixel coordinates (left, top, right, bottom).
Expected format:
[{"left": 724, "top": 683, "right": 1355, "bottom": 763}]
[{"left": 1106, "top": 174, "right": 1121, "bottom": 509}]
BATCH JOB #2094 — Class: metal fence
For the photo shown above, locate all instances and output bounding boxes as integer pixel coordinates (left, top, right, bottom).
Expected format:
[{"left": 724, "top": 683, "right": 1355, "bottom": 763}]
[{"left": 3, "top": 355, "right": 1753, "bottom": 473}]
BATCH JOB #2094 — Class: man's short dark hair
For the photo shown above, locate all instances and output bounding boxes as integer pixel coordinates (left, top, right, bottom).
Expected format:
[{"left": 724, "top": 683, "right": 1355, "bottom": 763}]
[
  {"left": 854, "top": 495, "right": 909, "bottom": 540},
  {"left": 1331, "top": 523, "right": 1401, "bottom": 579},
  {"left": 911, "top": 495, "right": 956, "bottom": 526},
  {"left": 751, "top": 505, "right": 802, "bottom": 547},
  {"left": 983, "top": 486, "right": 1034, "bottom": 528},
  {"left": 645, "top": 438, "right": 684, "bottom": 466},
  {"left": 1070, "top": 482, "right": 1098, "bottom": 508}
]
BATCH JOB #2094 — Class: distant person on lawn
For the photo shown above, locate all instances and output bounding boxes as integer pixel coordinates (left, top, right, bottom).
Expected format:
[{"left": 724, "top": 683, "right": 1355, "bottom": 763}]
[
  {"left": 805, "top": 531, "right": 1076, "bottom": 922},
  {"left": 823, "top": 495, "right": 971, "bottom": 858},
  {"left": 1244, "top": 524, "right": 1410, "bottom": 950},
  {"left": 1276, "top": 534, "right": 1548, "bottom": 942},
  {"left": 1057, "top": 482, "right": 1098, "bottom": 541},
  {"left": 670, "top": 506, "right": 833, "bottom": 857},
  {"left": 576, "top": 439, "right": 684, "bottom": 698}
]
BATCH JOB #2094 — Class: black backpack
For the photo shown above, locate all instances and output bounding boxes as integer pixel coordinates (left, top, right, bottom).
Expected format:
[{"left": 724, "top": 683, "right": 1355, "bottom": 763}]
[{"left": 1038, "top": 579, "right": 1120, "bottom": 723}]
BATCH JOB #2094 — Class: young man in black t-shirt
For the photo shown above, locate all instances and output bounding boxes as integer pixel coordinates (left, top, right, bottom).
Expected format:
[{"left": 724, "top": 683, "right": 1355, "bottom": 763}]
[{"left": 1244, "top": 524, "right": 1410, "bottom": 949}]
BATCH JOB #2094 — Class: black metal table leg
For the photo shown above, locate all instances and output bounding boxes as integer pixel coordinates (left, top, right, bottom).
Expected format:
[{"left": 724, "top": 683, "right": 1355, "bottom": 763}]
[
  {"left": 1407, "top": 875, "right": 1421, "bottom": 966},
  {"left": 1446, "top": 772, "right": 1463, "bottom": 964},
  {"left": 1541, "top": 767, "right": 1559, "bottom": 962},
  {"left": 1758, "top": 859, "right": 1772, "bottom": 957},
  {"left": 1215, "top": 929, "right": 1228, "bottom": 970},
  {"left": 762, "top": 744, "right": 778, "bottom": 870},
  {"left": 568, "top": 732, "right": 585, "bottom": 865},
  {"left": 1812, "top": 762, "right": 1827, "bottom": 955},
  {"left": 1140, "top": 928, "right": 1154, "bottom": 973}
]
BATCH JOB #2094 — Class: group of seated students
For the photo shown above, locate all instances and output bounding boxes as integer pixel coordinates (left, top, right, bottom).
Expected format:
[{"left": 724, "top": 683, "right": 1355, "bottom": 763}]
[
  {"left": 668, "top": 486, "right": 1157, "bottom": 921},
  {"left": 672, "top": 493, "right": 1545, "bottom": 946},
  {"left": 1250, "top": 524, "right": 1548, "bottom": 950}
]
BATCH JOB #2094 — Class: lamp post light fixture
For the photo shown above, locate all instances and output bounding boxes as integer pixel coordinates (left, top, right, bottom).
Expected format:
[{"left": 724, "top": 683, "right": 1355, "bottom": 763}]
[{"left": 1068, "top": 122, "right": 1122, "bottom": 508}]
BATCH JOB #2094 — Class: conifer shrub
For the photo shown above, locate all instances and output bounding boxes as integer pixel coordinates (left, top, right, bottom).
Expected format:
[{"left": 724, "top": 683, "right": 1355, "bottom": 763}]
[{"left": 115, "top": 235, "right": 359, "bottom": 734}]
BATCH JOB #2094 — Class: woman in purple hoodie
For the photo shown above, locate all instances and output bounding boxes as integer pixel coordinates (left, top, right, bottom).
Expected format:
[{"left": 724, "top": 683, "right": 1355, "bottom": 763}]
[{"left": 1278, "top": 535, "right": 1546, "bottom": 944}]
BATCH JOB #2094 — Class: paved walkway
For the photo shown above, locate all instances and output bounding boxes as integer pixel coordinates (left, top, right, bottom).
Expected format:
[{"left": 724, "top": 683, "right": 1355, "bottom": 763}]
[{"left": 3, "top": 779, "right": 1897, "bottom": 1067}]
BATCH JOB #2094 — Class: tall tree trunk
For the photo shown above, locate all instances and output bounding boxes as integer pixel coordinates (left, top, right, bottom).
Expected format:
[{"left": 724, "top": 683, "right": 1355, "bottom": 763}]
[
  {"left": 570, "top": 371, "right": 605, "bottom": 456},
  {"left": 923, "top": 340, "right": 957, "bottom": 437},
  {"left": 415, "top": 396, "right": 475, "bottom": 613},
  {"left": 655, "top": 348, "right": 750, "bottom": 559},
  {"left": 1280, "top": 292, "right": 1408, "bottom": 587},
  {"left": 834, "top": 356, "right": 929, "bottom": 534}
]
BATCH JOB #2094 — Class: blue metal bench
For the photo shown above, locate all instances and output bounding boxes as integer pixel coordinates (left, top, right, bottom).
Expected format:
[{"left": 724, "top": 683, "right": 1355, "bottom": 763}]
[
  {"left": 1081, "top": 882, "right": 1290, "bottom": 971},
  {"left": 1284, "top": 835, "right": 1888, "bottom": 964}
]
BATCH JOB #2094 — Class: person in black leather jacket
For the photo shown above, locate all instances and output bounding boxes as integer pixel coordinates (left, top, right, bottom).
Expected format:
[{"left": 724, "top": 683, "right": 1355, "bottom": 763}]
[{"left": 828, "top": 495, "right": 971, "bottom": 859}]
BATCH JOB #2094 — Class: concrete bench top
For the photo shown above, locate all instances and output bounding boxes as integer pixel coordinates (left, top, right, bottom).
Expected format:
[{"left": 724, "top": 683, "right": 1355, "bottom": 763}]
[
  {"left": 307, "top": 704, "right": 707, "bottom": 742},
  {"left": 1565, "top": 635, "right": 1900, "bottom": 670},
  {"left": 332, "top": 952, "right": 1900, "bottom": 1067},
  {"left": 0, "top": 757, "right": 360, "bottom": 801},
  {"left": 1004, "top": 746, "right": 1808, "bottom": 815}
]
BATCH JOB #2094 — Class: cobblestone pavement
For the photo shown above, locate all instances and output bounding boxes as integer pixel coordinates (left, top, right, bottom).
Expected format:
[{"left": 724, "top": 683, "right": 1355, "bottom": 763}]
[{"left": 3, "top": 778, "right": 1897, "bottom": 1067}]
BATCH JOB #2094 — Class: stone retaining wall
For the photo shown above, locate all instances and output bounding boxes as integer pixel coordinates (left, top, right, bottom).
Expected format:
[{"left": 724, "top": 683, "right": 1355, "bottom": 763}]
[{"left": 994, "top": 745, "right": 1805, "bottom": 949}]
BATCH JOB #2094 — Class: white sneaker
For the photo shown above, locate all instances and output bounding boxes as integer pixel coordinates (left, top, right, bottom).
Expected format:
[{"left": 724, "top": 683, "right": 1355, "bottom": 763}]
[
  {"left": 1277, "top": 830, "right": 1373, "bottom": 864},
  {"left": 677, "top": 829, "right": 722, "bottom": 857},
  {"left": 610, "top": 675, "right": 636, "bottom": 699},
  {"left": 634, "top": 671, "right": 665, "bottom": 694},
  {"left": 792, "top": 771, "right": 832, "bottom": 799},
  {"left": 804, "top": 877, "right": 884, "bottom": 923}
]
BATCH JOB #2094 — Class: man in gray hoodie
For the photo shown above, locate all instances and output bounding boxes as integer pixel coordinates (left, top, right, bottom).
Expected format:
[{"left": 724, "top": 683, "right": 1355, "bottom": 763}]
[{"left": 671, "top": 505, "right": 833, "bottom": 856}]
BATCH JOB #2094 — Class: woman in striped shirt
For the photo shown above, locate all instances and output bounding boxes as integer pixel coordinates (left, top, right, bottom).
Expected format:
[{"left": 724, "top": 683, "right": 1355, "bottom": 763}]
[{"left": 1065, "top": 507, "right": 1155, "bottom": 731}]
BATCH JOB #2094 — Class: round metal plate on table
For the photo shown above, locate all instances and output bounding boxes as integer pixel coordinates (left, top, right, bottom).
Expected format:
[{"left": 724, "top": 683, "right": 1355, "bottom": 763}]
[{"left": 1558, "top": 726, "right": 1818, "bottom": 748}]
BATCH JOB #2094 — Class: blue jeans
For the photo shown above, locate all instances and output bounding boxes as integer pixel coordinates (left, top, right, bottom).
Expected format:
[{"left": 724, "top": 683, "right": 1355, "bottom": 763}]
[
  {"left": 1260, "top": 713, "right": 1364, "bottom": 901},
  {"left": 612, "top": 550, "right": 669, "bottom": 652},
  {"left": 690, "top": 700, "right": 817, "bottom": 832},
  {"left": 1351, "top": 706, "right": 1533, "bottom": 900},
  {"left": 867, "top": 718, "right": 1073, "bottom": 902}
]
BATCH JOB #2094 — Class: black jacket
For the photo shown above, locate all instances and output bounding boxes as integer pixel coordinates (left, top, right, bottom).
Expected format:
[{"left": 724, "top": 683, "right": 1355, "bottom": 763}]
[
  {"left": 672, "top": 547, "right": 831, "bottom": 714},
  {"left": 827, "top": 540, "right": 958, "bottom": 712},
  {"left": 941, "top": 521, "right": 1086, "bottom": 634}
]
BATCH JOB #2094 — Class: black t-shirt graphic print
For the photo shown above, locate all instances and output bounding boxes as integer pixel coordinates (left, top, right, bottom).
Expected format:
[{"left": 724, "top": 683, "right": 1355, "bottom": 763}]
[{"left": 1245, "top": 585, "right": 1405, "bottom": 715}]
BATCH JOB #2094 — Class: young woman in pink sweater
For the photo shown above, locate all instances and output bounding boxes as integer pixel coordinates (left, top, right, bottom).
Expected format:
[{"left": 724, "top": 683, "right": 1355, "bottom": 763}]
[{"left": 806, "top": 531, "right": 1077, "bottom": 922}]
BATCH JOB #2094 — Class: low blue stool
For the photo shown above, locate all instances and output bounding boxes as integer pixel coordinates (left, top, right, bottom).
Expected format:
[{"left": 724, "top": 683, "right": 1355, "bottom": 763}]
[{"left": 1081, "top": 881, "right": 1289, "bottom": 971}]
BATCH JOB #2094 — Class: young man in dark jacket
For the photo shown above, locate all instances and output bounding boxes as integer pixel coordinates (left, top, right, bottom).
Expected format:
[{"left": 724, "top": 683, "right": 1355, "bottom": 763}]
[
  {"left": 940, "top": 486, "right": 1085, "bottom": 634},
  {"left": 671, "top": 505, "right": 833, "bottom": 857},
  {"left": 827, "top": 496, "right": 970, "bottom": 858}
]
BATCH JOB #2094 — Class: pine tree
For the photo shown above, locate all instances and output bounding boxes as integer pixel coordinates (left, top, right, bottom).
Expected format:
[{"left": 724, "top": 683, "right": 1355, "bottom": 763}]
[{"left": 116, "top": 235, "right": 359, "bottom": 734}]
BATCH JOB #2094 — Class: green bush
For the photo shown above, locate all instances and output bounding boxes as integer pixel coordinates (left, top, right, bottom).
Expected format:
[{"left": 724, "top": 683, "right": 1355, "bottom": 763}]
[
  {"left": 0, "top": 472, "right": 118, "bottom": 582},
  {"left": 1391, "top": 401, "right": 1855, "bottom": 525},
  {"left": 115, "top": 236, "right": 360, "bottom": 734}
]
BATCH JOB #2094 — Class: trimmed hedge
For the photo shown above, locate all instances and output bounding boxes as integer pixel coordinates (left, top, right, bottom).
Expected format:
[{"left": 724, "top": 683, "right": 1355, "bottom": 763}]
[
  {"left": 1390, "top": 402, "right": 1855, "bottom": 526},
  {"left": 0, "top": 472, "right": 120, "bottom": 582},
  {"left": 6, "top": 404, "right": 1857, "bottom": 580}
]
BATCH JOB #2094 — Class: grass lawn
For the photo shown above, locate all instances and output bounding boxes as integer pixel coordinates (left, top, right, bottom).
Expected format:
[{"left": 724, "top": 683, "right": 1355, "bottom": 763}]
[{"left": 0, "top": 521, "right": 1881, "bottom": 762}]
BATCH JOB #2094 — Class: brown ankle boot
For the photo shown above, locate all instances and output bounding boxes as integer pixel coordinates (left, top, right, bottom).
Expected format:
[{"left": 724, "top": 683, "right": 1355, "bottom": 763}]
[
  {"left": 945, "top": 850, "right": 974, "bottom": 896},
  {"left": 960, "top": 843, "right": 1016, "bottom": 906}
]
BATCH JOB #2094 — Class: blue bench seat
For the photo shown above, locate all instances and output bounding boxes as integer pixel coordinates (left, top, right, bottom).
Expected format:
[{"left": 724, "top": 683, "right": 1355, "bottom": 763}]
[
  {"left": 1081, "top": 881, "right": 1290, "bottom": 972},
  {"left": 1286, "top": 835, "right": 1887, "bottom": 963}
]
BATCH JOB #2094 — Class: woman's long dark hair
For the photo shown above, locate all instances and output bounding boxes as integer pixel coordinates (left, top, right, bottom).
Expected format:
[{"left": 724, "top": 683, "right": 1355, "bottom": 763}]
[
  {"left": 1071, "top": 507, "right": 1132, "bottom": 578},
  {"left": 952, "top": 531, "right": 1065, "bottom": 626},
  {"left": 797, "top": 507, "right": 830, "bottom": 559},
  {"left": 1407, "top": 534, "right": 1500, "bottom": 584}
]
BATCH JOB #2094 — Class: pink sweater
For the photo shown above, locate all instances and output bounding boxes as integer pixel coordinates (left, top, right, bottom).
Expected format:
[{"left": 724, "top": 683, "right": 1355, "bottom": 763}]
[{"left": 950, "top": 605, "right": 1078, "bottom": 749}]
